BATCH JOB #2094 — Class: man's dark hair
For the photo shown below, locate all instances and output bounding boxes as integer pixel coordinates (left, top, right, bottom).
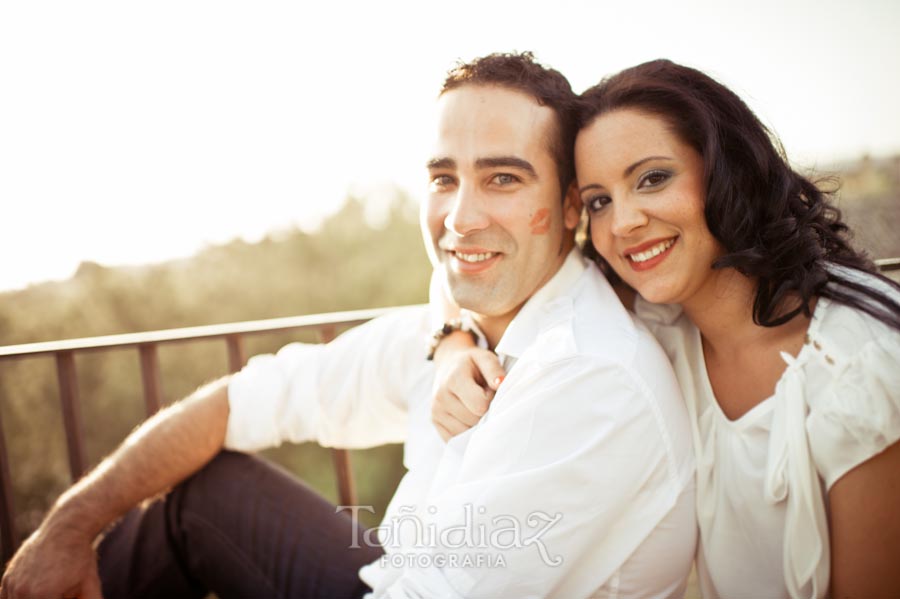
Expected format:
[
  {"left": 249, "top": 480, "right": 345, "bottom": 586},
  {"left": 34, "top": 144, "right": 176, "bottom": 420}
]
[{"left": 441, "top": 52, "right": 578, "bottom": 198}]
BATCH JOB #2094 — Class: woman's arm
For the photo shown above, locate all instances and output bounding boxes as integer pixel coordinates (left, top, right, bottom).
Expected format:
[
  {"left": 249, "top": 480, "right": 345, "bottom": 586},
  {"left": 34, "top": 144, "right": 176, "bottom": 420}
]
[
  {"left": 828, "top": 438, "right": 900, "bottom": 597},
  {"left": 428, "top": 268, "right": 506, "bottom": 441},
  {"left": 431, "top": 333, "right": 505, "bottom": 441}
]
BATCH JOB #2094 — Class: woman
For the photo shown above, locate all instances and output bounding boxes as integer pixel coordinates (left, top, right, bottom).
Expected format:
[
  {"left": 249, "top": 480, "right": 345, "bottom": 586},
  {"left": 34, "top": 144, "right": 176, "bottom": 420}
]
[{"left": 430, "top": 60, "right": 900, "bottom": 598}]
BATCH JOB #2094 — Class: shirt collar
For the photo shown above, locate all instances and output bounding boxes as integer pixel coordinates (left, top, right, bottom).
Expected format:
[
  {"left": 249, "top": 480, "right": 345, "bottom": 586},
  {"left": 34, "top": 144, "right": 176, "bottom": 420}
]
[{"left": 462, "top": 249, "right": 586, "bottom": 361}]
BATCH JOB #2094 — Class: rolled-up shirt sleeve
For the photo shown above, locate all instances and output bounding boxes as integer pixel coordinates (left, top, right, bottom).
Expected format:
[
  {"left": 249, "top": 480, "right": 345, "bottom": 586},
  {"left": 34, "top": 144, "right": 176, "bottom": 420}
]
[{"left": 225, "top": 305, "right": 430, "bottom": 451}]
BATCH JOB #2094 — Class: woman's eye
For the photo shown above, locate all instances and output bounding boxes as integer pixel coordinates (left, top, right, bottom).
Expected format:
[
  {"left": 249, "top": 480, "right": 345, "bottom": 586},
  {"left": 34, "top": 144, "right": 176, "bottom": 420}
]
[
  {"left": 586, "top": 195, "right": 611, "bottom": 213},
  {"left": 638, "top": 170, "right": 671, "bottom": 188}
]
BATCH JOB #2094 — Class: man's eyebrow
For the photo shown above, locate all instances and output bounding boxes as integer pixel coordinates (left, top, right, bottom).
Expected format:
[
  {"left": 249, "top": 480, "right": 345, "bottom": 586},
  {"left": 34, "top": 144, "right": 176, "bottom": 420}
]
[
  {"left": 426, "top": 157, "right": 456, "bottom": 170},
  {"left": 475, "top": 156, "right": 538, "bottom": 179},
  {"left": 624, "top": 156, "right": 673, "bottom": 176}
]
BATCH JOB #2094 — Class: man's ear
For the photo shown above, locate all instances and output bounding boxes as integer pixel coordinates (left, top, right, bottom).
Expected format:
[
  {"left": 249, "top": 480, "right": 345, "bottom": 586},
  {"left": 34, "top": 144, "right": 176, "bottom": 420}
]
[{"left": 562, "top": 181, "right": 582, "bottom": 231}]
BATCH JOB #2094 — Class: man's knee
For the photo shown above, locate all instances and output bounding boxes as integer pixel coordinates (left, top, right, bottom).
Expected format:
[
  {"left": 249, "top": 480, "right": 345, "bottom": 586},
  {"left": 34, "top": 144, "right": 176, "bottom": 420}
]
[
  {"left": 171, "top": 449, "right": 326, "bottom": 522},
  {"left": 165, "top": 449, "right": 273, "bottom": 522},
  {"left": 178, "top": 449, "right": 255, "bottom": 494}
]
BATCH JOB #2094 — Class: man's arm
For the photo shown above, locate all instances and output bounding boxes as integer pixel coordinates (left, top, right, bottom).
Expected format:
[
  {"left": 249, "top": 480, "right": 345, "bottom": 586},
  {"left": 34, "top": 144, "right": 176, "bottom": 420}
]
[
  {"left": 2, "top": 305, "right": 424, "bottom": 598},
  {"left": 428, "top": 267, "right": 505, "bottom": 441},
  {"left": 0, "top": 377, "right": 230, "bottom": 599}
]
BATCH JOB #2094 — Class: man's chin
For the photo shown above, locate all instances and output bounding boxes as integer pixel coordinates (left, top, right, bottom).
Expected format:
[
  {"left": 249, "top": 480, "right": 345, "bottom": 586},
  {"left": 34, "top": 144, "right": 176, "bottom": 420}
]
[{"left": 447, "top": 285, "right": 499, "bottom": 316}]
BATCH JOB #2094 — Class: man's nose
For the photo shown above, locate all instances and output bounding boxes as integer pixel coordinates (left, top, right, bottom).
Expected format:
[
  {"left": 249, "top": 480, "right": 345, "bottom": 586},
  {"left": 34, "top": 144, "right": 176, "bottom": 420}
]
[
  {"left": 610, "top": 199, "right": 649, "bottom": 237},
  {"left": 443, "top": 184, "right": 490, "bottom": 236}
]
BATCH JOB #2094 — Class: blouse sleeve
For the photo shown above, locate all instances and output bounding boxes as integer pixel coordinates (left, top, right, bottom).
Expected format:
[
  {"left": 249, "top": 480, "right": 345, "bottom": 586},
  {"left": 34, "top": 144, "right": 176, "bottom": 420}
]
[{"left": 807, "top": 332, "right": 900, "bottom": 489}]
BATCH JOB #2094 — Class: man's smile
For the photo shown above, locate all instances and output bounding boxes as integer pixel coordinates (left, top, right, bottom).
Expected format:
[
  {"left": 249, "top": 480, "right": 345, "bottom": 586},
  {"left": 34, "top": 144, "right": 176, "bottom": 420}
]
[{"left": 443, "top": 247, "right": 502, "bottom": 273}]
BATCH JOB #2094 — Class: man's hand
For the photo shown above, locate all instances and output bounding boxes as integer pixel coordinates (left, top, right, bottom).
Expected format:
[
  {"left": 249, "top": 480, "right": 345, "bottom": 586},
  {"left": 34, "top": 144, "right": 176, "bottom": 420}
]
[
  {"left": 431, "top": 332, "right": 506, "bottom": 442},
  {"left": 1, "top": 378, "right": 230, "bottom": 598},
  {"left": 1, "top": 517, "right": 102, "bottom": 599}
]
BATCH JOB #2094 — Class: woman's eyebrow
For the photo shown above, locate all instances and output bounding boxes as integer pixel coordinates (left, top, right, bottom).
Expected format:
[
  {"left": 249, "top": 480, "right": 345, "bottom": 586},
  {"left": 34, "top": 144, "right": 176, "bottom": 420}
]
[
  {"left": 579, "top": 183, "right": 603, "bottom": 194},
  {"left": 579, "top": 156, "right": 677, "bottom": 193},
  {"left": 624, "top": 156, "right": 673, "bottom": 176}
]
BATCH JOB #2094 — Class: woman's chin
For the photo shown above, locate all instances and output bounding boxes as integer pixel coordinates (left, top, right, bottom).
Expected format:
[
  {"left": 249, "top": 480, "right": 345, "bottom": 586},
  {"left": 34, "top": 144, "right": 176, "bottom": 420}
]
[{"left": 632, "top": 283, "right": 680, "bottom": 306}]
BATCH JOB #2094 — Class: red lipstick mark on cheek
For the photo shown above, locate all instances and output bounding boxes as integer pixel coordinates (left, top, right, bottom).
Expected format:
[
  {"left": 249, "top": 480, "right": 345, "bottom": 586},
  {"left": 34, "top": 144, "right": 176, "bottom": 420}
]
[{"left": 530, "top": 208, "right": 551, "bottom": 234}]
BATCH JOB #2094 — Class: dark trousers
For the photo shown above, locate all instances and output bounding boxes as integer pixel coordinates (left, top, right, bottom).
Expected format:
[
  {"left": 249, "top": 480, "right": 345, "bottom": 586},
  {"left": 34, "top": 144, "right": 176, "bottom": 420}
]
[{"left": 97, "top": 450, "right": 384, "bottom": 599}]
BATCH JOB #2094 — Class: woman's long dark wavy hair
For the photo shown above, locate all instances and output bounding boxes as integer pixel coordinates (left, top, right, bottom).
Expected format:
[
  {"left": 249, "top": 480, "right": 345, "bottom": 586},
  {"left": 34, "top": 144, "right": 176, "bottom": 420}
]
[{"left": 578, "top": 59, "right": 900, "bottom": 331}]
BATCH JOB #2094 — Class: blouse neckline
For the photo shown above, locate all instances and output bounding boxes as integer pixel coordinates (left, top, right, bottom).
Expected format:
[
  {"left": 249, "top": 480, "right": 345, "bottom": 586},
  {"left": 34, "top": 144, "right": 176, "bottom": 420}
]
[{"left": 693, "top": 296, "right": 829, "bottom": 430}]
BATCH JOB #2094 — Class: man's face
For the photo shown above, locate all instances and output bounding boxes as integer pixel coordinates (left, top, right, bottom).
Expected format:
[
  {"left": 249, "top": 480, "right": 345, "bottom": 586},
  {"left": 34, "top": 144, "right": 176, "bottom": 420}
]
[{"left": 423, "top": 85, "right": 580, "bottom": 335}]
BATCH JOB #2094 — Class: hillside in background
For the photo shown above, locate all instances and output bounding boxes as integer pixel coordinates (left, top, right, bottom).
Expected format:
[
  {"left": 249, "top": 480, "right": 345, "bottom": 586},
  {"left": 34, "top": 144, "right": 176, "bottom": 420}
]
[
  {"left": 0, "top": 155, "right": 897, "bottom": 550},
  {"left": 834, "top": 154, "right": 900, "bottom": 261},
  {"left": 0, "top": 192, "right": 431, "bottom": 542}
]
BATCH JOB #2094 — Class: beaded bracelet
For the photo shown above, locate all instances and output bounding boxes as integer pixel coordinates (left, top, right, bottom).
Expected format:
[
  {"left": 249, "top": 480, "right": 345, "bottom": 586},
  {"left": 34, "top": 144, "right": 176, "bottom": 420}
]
[{"left": 426, "top": 319, "right": 478, "bottom": 361}]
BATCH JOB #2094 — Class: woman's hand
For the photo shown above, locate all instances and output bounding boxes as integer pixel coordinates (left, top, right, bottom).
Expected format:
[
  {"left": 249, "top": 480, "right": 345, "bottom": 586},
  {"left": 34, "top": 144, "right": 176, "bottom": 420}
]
[{"left": 431, "top": 331, "right": 506, "bottom": 442}]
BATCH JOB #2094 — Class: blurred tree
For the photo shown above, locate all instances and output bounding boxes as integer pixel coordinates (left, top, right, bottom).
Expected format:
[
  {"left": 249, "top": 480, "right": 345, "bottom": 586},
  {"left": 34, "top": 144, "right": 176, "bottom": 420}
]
[{"left": 0, "top": 190, "right": 429, "bottom": 540}]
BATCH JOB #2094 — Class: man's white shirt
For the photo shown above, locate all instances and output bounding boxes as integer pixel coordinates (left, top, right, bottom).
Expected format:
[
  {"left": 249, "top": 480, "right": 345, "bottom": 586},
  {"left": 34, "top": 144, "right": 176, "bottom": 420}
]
[{"left": 225, "top": 251, "right": 696, "bottom": 598}]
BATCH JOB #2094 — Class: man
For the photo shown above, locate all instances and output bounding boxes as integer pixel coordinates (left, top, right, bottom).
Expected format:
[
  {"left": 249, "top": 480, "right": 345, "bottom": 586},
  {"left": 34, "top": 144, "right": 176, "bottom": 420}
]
[{"left": 1, "top": 53, "right": 695, "bottom": 598}]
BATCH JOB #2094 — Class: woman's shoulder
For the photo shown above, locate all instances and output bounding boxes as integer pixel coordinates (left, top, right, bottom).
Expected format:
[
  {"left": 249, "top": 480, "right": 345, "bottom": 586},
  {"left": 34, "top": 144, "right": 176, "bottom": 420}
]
[
  {"left": 808, "top": 266, "right": 900, "bottom": 365},
  {"left": 803, "top": 268, "right": 900, "bottom": 488}
]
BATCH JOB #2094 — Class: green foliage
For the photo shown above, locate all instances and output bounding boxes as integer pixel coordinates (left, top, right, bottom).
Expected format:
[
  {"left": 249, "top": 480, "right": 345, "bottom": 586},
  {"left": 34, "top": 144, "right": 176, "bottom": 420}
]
[{"left": 0, "top": 192, "right": 430, "bottom": 541}]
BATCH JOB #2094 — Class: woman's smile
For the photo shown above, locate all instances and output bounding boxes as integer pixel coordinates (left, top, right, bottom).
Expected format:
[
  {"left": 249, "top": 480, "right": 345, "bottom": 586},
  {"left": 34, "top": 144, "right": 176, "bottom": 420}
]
[{"left": 576, "top": 108, "right": 725, "bottom": 306}]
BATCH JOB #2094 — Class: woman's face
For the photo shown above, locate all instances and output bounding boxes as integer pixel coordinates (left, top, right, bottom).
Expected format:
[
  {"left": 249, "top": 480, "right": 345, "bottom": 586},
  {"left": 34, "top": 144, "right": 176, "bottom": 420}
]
[{"left": 575, "top": 108, "right": 725, "bottom": 305}]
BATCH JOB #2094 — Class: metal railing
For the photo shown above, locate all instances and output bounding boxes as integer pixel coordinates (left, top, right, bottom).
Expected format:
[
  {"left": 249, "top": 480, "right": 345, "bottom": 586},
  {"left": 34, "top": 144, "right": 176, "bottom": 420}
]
[
  {"left": 877, "top": 256, "right": 900, "bottom": 273},
  {"left": 0, "top": 304, "right": 421, "bottom": 563},
  {"left": 0, "top": 257, "right": 897, "bottom": 563}
]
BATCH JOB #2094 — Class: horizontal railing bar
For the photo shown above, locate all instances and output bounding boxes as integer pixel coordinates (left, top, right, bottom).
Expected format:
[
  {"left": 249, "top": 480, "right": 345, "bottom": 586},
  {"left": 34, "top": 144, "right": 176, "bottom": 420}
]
[
  {"left": 2, "top": 255, "right": 898, "bottom": 362},
  {"left": 875, "top": 257, "right": 900, "bottom": 271},
  {"left": 0, "top": 256, "right": 896, "bottom": 362},
  {"left": 0, "top": 305, "right": 421, "bottom": 360}
]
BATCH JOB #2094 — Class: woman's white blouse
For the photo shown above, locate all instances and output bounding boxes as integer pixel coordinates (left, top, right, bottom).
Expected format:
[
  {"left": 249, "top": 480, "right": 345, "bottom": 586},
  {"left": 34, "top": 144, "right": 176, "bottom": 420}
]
[{"left": 636, "top": 271, "right": 900, "bottom": 599}]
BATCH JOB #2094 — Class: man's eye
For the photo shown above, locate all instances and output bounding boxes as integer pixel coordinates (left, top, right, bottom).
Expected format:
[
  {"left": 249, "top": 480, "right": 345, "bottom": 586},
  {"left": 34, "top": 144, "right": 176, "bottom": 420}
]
[
  {"left": 586, "top": 195, "right": 611, "bottom": 213},
  {"left": 638, "top": 170, "right": 671, "bottom": 188},
  {"left": 492, "top": 173, "right": 519, "bottom": 186},
  {"left": 430, "top": 175, "right": 454, "bottom": 188}
]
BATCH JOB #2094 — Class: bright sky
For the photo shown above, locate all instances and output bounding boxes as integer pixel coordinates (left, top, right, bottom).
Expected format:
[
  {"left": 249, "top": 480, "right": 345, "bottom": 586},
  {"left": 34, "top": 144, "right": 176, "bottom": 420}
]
[{"left": 2, "top": 0, "right": 899, "bottom": 292}]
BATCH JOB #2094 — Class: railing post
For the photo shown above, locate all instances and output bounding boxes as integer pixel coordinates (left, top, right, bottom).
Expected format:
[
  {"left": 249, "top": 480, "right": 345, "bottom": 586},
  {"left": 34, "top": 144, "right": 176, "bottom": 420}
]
[
  {"left": 0, "top": 305, "right": 406, "bottom": 558},
  {"left": 55, "top": 351, "right": 87, "bottom": 481},
  {"left": 226, "top": 334, "right": 246, "bottom": 374},
  {"left": 139, "top": 344, "right": 163, "bottom": 416},
  {"left": 332, "top": 449, "right": 358, "bottom": 507},
  {"left": 318, "top": 325, "right": 337, "bottom": 343},
  {"left": 318, "top": 325, "right": 358, "bottom": 506},
  {"left": 0, "top": 402, "right": 18, "bottom": 563}
]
